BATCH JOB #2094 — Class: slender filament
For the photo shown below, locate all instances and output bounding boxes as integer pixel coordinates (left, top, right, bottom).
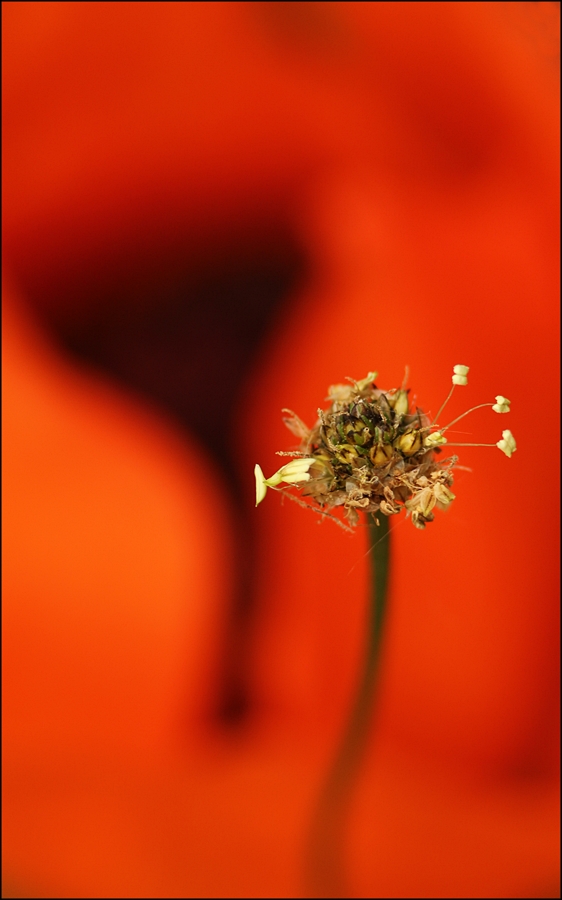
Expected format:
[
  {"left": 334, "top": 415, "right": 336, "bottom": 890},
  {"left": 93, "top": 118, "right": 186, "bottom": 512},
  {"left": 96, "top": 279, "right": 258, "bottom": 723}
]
[
  {"left": 431, "top": 384, "right": 455, "bottom": 425},
  {"left": 440, "top": 402, "right": 493, "bottom": 434}
]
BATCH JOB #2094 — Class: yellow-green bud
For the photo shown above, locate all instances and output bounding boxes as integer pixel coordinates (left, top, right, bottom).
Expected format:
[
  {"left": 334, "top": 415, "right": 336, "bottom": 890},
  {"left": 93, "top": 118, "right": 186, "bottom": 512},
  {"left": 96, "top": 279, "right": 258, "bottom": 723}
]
[
  {"left": 392, "top": 390, "right": 409, "bottom": 416},
  {"left": 370, "top": 442, "right": 394, "bottom": 467},
  {"left": 395, "top": 430, "right": 422, "bottom": 456},
  {"left": 338, "top": 444, "right": 360, "bottom": 465},
  {"left": 424, "top": 432, "right": 447, "bottom": 448}
]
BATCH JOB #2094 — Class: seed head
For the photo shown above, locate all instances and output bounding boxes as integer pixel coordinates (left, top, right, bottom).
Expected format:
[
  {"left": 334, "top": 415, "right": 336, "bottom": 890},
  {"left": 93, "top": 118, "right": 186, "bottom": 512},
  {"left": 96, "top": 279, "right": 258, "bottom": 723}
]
[{"left": 255, "top": 366, "right": 515, "bottom": 528}]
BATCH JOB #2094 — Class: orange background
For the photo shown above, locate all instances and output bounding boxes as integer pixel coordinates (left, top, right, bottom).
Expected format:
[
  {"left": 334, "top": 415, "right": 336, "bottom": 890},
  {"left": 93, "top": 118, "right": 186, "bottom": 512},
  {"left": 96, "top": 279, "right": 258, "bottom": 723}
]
[{"left": 3, "top": 3, "right": 560, "bottom": 897}]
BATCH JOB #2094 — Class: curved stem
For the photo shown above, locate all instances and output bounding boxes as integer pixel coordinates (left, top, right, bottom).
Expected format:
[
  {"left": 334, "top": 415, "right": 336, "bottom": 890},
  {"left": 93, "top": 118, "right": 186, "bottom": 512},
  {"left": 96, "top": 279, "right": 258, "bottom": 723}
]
[
  {"left": 432, "top": 384, "right": 455, "bottom": 425},
  {"left": 306, "top": 513, "right": 391, "bottom": 897}
]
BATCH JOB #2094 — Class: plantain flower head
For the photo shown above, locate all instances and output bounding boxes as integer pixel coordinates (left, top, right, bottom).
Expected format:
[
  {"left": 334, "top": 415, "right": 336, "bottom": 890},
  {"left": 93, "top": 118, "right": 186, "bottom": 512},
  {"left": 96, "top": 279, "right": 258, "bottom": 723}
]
[{"left": 255, "top": 365, "right": 516, "bottom": 529}]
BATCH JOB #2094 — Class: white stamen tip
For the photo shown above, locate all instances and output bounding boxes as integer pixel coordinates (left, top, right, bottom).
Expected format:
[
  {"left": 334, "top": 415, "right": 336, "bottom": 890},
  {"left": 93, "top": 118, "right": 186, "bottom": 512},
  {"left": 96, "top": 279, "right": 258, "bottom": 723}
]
[
  {"left": 254, "top": 464, "right": 268, "bottom": 506},
  {"left": 492, "top": 395, "right": 511, "bottom": 413},
  {"left": 496, "top": 429, "right": 517, "bottom": 458},
  {"left": 452, "top": 364, "right": 469, "bottom": 386}
]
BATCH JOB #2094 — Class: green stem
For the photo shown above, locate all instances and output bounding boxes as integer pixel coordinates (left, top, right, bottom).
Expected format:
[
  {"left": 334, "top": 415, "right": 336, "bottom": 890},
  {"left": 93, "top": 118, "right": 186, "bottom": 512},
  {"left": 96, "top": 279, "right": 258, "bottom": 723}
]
[{"left": 306, "top": 513, "right": 391, "bottom": 897}]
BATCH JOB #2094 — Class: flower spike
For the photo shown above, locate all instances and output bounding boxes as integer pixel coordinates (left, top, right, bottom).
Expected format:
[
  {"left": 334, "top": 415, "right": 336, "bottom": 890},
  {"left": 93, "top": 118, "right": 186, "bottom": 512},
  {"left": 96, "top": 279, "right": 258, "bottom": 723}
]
[{"left": 255, "top": 364, "right": 515, "bottom": 527}]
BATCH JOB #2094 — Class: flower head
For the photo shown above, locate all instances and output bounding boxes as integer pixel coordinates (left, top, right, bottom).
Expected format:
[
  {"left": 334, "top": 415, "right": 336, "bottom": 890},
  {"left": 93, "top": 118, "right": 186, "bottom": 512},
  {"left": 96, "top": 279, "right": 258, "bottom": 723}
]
[
  {"left": 256, "top": 369, "right": 457, "bottom": 528},
  {"left": 256, "top": 366, "right": 515, "bottom": 528}
]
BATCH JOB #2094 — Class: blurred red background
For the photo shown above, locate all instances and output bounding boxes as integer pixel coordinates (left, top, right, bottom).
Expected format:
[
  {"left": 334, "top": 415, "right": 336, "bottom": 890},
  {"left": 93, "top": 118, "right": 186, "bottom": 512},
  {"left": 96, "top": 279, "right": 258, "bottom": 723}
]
[{"left": 3, "top": 2, "right": 560, "bottom": 897}]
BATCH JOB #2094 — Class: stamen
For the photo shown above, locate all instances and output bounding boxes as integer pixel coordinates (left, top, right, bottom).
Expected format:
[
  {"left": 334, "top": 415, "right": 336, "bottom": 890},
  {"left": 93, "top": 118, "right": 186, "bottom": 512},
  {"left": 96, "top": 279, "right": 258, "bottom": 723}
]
[
  {"left": 431, "top": 364, "right": 469, "bottom": 425},
  {"left": 445, "top": 430, "right": 517, "bottom": 459},
  {"left": 452, "top": 364, "right": 470, "bottom": 385},
  {"left": 432, "top": 384, "right": 455, "bottom": 426}
]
